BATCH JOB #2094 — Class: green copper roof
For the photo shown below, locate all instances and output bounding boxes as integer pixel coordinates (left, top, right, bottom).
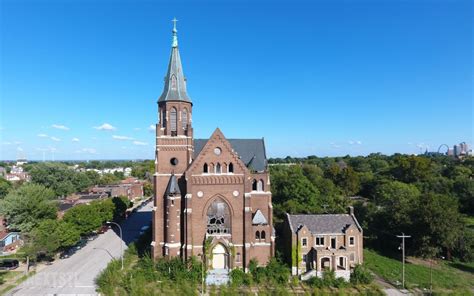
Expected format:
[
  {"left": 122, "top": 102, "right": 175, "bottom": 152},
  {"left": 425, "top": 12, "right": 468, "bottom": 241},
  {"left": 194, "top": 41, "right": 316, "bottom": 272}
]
[{"left": 158, "top": 19, "right": 191, "bottom": 104}]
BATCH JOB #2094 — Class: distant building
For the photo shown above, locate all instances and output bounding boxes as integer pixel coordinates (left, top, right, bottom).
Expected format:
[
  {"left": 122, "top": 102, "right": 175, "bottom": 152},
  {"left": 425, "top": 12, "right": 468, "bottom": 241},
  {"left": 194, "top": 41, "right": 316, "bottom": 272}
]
[
  {"left": 0, "top": 231, "right": 22, "bottom": 254},
  {"left": 16, "top": 158, "right": 28, "bottom": 166},
  {"left": 89, "top": 180, "right": 143, "bottom": 201},
  {"left": 448, "top": 142, "right": 472, "bottom": 159},
  {"left": 282, "top": 207, "right": 363, "bottom": 281}
]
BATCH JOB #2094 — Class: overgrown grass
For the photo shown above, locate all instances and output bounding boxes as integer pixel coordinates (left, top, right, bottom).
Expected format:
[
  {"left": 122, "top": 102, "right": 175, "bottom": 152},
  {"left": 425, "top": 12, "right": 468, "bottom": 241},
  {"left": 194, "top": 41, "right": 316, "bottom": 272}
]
[{"left": 364, "top": 249, "right": 474, "bottom": 292}]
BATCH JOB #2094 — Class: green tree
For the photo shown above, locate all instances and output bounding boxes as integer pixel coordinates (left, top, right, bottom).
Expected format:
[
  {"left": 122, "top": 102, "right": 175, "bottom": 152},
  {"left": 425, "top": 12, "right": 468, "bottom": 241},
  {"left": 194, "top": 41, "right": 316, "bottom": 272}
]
[
  {"left": 85, "top": 170, "right": 101, "bottom": 185},
  {"left": 143, "top": 182, "right": 153, "bottom": 197},
  {"left": 63, "top": 203, "right": 103, "bottom": 235},
  {"left": 99, "top": 173, "right": 120, "bottom": 185},
  {"left": 391, "top": 155, "right": 433, "bottom": 183},
  {"left": 413, "top": 193, "right": 463, "bottom": 259},
  {"left": 0, "top": 183, "right": 57, "bottom": 232},
  {"left": 0, "top": 178, "right": 12, "bottom": 199},
  {"left": 30, "top": 219, "right": 80, "bottom": 256}
]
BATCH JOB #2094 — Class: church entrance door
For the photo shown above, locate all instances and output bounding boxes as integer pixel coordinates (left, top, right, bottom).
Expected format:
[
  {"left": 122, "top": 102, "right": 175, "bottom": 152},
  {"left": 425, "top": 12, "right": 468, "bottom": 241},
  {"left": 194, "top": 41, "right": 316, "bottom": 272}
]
[{"left": 212, "top": 244, "right": 227, "bottom": 270}]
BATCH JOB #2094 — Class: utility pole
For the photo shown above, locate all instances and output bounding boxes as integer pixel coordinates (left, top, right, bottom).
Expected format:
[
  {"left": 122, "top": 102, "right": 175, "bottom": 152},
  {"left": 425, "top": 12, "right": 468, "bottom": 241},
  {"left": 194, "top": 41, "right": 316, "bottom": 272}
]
[{"left": 397, "top": 233, "right": 411, "bottom": 289}]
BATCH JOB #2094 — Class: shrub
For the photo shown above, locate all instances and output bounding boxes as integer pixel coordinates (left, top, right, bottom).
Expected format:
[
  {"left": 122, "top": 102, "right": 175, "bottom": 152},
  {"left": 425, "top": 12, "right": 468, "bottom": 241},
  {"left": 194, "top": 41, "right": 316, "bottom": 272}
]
[
  {"left": 229, "top": 268, "right": 252, "bottom": 286},
  {"left": 350, "top": 264, "right": 374, "bottom": 285}
]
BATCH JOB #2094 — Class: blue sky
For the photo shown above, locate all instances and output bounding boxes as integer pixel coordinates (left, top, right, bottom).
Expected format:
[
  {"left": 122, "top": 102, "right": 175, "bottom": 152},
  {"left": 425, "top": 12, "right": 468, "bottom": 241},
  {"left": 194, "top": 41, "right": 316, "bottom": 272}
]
[{"left": 0, "top": 0, "right": 472, "bottom": 160}]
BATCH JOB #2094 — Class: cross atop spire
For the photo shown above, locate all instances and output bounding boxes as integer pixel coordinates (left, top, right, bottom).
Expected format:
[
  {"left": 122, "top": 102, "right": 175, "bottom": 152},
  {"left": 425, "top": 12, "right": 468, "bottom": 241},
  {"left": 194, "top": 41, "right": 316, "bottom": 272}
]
[
  {"left": 172, "top": 17, "right": 178, "bottom": 48},
  {"left": 158, "top": 18, "right": 191, "bottom": 104}
]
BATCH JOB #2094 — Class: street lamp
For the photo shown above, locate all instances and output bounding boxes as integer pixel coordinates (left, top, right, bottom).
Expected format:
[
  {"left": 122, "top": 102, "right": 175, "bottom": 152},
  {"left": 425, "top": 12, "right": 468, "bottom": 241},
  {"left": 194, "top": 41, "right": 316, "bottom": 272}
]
[{"left": 106, "top": 221, "right": 124, "bottom": 270}]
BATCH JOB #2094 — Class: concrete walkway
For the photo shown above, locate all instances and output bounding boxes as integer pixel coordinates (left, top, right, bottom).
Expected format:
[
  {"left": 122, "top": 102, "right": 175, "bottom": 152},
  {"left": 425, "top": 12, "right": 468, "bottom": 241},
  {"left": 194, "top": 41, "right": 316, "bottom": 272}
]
[{"left": 6, "top": 202, "right": 152, "bottom": 296}]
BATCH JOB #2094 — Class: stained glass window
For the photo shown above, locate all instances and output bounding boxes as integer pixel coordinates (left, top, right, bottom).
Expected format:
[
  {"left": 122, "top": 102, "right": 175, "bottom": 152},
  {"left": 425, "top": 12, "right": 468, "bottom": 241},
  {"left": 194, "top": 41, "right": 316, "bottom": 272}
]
[{"left": 207, "top": 198, "right": 231, "bottom": 235}]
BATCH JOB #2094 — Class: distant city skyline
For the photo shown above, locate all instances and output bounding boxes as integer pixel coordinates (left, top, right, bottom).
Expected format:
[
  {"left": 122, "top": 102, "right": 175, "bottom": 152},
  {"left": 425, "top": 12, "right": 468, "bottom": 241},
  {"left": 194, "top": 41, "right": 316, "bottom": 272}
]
[{"left": 1, "top": 0, "right": 472, "bottom": 160}]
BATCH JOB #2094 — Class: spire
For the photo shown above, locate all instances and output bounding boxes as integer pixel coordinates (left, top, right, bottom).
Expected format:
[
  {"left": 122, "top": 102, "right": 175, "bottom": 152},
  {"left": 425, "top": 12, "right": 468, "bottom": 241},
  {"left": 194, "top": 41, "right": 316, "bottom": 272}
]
[
  {"left": 172, "top": 17, "right": 178, "bottom": 48},
  {"left": 158, "top": 18, "right": 192, "bottom": 104},
  {"left": 165, "top": 173, "right": 181, "bottom": 195}
]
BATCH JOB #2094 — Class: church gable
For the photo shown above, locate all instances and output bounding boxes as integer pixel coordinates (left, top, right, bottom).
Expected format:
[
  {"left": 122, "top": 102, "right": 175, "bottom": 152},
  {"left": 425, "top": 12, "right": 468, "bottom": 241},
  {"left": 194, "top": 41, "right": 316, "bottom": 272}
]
[{"left": 187, "top": 128, "right": 249, "bottom": 177}]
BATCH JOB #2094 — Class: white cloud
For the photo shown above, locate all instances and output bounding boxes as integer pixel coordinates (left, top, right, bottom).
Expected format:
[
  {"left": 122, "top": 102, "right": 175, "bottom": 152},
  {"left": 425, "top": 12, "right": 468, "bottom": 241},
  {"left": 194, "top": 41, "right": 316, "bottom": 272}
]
[
  {"left": 75, "top": 148, "right": 97, "bottom": 154},
  {"left": 2, "top": 142, "right": 12, "bottom": 145},
  {"left": 133, "top": 141, "right": 148, "bottom": 146},
  {"left": 348, "top": 140, "right": 362, "bottom": 145},
  {"left": 134, "top": 128, "right": 141, "bottom": 131},
  {"left": 13, "top": 141, "right": 22, "bottom": 145},
  {"left": 72, "top": 138, "right": 80, "bottom": 142},
  {"left": 94, "top": 123, "right": 116, "bottom": 131},
  {"left": 52, "top": 124, "right": 70, "bottom": 131},
  {"left": 50, "top": 136, "right": 61, "bottom": 142},
  {"left": 38, "top": 133, "right": 49, "bottom": 138},
  {"left": 148, "top": 124, "right": 156, "bottom": 132},
  {"left": 112, "top": 135, "right": 134, "bottom": 141},
  {"left": 17, "top": 147, "right": 23, "bottom": 152}
]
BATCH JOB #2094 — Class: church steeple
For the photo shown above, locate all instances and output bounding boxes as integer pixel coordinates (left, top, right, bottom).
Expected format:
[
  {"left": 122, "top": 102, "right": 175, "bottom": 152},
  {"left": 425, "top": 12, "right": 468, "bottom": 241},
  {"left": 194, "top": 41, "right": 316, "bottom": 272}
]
[{"left": 158, "top": 18, "right": 191, "bottom": 103}]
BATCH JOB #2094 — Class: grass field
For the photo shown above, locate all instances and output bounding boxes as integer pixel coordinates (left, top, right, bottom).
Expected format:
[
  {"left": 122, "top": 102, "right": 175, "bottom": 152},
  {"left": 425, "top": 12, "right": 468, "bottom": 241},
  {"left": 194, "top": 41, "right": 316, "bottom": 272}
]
[{"left": 364, "top": 249, "right": 474, "bottom": 293}]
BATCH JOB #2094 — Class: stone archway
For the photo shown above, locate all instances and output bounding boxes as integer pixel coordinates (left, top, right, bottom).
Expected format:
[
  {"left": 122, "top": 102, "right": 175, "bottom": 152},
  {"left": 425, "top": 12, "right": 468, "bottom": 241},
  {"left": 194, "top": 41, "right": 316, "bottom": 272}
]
[{"left": 212, "top": 243, "right": 228, "bottom": 270}]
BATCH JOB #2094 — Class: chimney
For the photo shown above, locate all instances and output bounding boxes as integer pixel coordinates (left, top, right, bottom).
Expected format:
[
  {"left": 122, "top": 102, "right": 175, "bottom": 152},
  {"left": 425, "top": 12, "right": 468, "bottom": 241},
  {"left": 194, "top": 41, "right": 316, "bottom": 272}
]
[{"left": 348, "top": 206, "right": 354, "bottom": 216}]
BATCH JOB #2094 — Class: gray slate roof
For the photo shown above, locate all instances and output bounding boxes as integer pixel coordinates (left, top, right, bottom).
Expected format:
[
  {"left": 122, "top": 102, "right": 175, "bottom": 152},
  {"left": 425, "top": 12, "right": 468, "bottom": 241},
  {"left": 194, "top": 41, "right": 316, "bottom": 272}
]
[
  {"left": 287, "top": 213, "right": 360, "bottom": 234},
  {"left": 252, "top": 210, "right": 268, "bottom": 225},
  {"left": 158, "top": 42, "right": 191, "bottom": 103},
  {"left": 194, "top": 139, "right": 267, "bottom": 172},
  {"left": 165, "top": 174, "right": 181, "bottom": 195}
]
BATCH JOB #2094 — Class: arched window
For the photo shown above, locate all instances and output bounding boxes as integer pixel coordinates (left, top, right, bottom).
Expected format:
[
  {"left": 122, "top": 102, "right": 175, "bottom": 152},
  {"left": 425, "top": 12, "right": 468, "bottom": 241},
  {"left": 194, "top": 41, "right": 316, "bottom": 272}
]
[
  {"left": 203, "top": 163, "right": 208, "bottom": 173},
  {"left": 257, "top": 179, "right": 264, "bottom": 191},
  {"left": 255, "top": 231, "right": 260, "bottom": 240},
  {"left": 228, "top": 163, "right": 234, "bottom": 173},
  {"left": 216, "top": 163, "right": 221, "bottom": 174},
  {"left": 170, "top": 107, "right": 177, "bottom": 136},
  {"left": 261, "top": 231, "right": 266, "bottom": 240},
  {"left": 207, "top": 198, "right": 231, "bottom": 235},
  {"left": 182, "top": 108, "right": 188, "bottom": 130},
  {"left": 162, "top": 110, "right": 166, "bottom": 128}
]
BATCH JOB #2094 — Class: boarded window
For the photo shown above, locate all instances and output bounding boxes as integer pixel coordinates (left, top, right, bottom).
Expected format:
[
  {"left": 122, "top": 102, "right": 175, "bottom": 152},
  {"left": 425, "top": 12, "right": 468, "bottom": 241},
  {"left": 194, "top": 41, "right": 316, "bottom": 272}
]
[
  {"left": 261, "top": 230, "right": 266, "bottom": 240},
  {"left": 257, "top": 180, "right": 264, "bottom": 191},
  {"left": 170, "top": 107, "right": 177, "bottom": 134},
  {"left": 182, "top": 108, "right": 188, "bottom": 130}
]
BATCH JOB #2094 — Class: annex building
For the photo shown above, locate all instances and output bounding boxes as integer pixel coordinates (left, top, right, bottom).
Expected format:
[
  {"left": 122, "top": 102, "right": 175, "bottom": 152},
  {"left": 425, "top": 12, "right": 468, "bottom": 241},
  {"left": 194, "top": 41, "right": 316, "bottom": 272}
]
[{"left": 151, "top": 21, "right": 274, "bottom": 274}]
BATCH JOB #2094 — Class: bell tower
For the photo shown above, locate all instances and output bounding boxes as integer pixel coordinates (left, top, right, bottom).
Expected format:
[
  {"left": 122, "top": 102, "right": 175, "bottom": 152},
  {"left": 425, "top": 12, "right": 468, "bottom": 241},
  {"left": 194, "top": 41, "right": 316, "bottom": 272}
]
[{"left": 152, "top": 18, "right": 193, "bottom": 259}]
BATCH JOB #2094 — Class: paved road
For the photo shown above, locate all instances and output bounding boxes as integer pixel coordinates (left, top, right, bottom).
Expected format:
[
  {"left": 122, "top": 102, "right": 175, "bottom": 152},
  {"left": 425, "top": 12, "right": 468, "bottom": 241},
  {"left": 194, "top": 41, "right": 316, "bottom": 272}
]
[{"left": 7, "top": 202, "right": 153, "bottom": 296}]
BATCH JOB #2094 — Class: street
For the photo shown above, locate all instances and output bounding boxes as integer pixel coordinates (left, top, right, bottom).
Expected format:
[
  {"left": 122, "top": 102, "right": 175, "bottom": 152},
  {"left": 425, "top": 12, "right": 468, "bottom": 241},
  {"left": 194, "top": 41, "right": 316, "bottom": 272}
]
[{"left": 7, "top": 202, "right": 153, "bottom": 296}]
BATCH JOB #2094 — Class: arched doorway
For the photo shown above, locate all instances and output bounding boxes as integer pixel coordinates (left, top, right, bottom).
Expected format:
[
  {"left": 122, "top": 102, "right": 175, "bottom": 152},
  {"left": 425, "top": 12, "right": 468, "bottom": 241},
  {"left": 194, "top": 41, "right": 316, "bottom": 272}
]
[{"left": 212, "top": 243, "right": 228, "bottom": 270}]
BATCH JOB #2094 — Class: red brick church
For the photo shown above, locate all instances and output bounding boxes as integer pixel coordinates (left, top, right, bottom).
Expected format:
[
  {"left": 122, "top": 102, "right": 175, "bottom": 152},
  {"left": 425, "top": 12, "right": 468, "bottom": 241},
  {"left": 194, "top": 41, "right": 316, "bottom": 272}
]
[{"left": 151, "top": 21, "right": 274, "bottom": 273}]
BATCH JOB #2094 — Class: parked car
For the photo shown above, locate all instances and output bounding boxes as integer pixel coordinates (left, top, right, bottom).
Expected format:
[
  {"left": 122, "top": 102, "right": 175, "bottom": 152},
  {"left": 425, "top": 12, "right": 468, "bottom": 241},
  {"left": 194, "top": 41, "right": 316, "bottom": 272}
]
[
  {"left": 0, "top": 259, "right": 19, "bottom": 270},
  {"left": 74, "top": 239, "right": 87, "bottom": 250},
  {"left": 85, "top": 234, "right": 98, "bottom": 241},
  {"left": 59, "top": 247, "right": 77, "bottom": 259},
  {"left": 139, "top": 225, "right": 150, "bottom": 235},
  {"left": 97, "top": 225, "right": 110, "bottom": 234}
]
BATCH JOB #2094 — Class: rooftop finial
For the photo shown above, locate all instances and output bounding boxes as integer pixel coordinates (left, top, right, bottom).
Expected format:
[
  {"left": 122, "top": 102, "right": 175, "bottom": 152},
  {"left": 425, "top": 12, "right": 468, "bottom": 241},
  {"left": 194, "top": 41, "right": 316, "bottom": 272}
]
[{"left": 172, "top": 17, "right": 178, "bottom": 48}]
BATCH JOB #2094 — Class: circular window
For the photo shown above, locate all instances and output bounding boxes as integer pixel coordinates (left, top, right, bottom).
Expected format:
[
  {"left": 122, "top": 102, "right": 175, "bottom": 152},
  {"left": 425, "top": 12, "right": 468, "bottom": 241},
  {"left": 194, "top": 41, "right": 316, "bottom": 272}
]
[
  {"left": 197, "top": 191, "right": 204, "bottom": 198},
  {"left": 233, "top": 190, "right": 239, "bottom": 197},
  {"left": 170, "top": 157, "right": 179, "bottom": 166},
  {"left": 214, "top": 147, "right": 222, "bottom": 155}
]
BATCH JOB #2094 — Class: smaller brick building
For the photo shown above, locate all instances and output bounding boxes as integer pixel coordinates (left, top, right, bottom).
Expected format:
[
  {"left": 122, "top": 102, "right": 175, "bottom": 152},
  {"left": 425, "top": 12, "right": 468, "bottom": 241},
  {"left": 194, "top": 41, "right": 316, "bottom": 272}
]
[{"left": 282, "top": 207, "right": 363, "bottom": 281}]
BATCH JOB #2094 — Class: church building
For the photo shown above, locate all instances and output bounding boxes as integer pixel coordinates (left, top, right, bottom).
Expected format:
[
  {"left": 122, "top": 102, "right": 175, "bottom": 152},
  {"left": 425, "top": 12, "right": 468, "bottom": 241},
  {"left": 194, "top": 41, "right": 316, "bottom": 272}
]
[{"left": 151, "top": 21, "right": 274, "bottom": 272}]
